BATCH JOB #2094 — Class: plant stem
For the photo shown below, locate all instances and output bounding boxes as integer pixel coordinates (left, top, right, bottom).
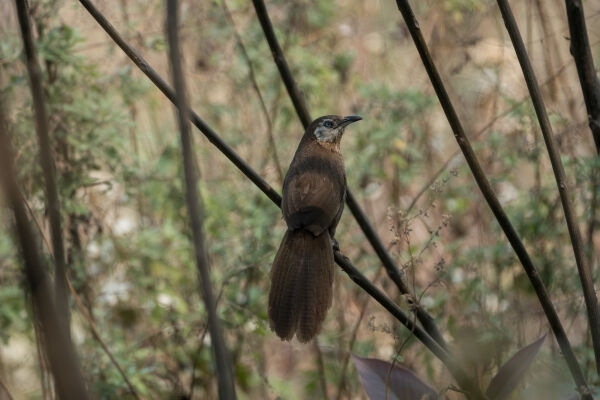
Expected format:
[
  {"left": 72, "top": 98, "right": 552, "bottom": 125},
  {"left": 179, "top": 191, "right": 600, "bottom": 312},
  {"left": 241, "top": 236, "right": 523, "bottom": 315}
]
[{"left": 165, "top": 1, "right": 237, "bottom": 398}]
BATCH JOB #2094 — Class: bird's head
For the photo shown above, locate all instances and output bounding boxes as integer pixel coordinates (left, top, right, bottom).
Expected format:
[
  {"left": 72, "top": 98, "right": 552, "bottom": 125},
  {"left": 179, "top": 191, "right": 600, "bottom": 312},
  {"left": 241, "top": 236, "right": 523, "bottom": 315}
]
[{"left": 309, "top": 115, "right": 362, "bottom": 144}]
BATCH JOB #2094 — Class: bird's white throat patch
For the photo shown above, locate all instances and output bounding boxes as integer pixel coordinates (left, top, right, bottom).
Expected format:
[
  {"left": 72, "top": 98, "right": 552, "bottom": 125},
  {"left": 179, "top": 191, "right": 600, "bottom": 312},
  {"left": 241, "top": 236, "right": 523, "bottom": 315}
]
[{"left": 314, "top": 126, "right": 338, "bottom": 142}]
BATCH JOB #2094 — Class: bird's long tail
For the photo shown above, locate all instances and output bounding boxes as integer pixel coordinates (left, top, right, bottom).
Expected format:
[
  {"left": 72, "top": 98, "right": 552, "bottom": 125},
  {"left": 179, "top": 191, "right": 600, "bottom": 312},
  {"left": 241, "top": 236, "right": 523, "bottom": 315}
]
[{"left": 268, "top": 229, "right": 334, "bottom": 343}]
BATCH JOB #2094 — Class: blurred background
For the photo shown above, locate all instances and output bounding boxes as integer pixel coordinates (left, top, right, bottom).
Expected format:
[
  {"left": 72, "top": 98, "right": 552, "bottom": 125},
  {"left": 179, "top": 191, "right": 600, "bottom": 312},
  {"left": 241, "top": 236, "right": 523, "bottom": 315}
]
[{"left": 0, "top": 0, "right": 598, "bottom": 398}]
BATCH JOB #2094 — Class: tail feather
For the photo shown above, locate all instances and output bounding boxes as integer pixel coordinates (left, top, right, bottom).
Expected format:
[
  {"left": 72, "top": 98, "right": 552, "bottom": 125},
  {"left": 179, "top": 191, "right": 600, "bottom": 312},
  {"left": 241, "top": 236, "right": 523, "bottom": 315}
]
[{"left": 268, "top": 230, "right": 334, "bottom": 343}]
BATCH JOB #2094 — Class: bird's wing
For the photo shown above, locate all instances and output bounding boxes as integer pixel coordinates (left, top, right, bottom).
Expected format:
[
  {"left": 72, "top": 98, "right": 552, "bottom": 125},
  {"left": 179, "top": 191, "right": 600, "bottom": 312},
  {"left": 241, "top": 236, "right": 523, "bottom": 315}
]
[{"left": 282, "top": 168, "right": 345, "bottom": 236}]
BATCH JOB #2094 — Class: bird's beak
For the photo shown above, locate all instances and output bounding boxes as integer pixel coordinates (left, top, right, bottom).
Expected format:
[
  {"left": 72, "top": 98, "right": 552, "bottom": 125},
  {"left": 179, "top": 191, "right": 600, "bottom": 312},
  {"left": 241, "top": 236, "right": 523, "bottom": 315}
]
[{"left": 339, "top": 115, "right": 362, "bottom": 128}]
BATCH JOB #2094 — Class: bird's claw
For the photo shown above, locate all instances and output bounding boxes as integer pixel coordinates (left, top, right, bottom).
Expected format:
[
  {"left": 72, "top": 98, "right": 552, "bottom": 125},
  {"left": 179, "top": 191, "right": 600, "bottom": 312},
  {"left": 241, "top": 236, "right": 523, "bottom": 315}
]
[{"left": 331, "top": 237, "right": 340, "bottom": 252}]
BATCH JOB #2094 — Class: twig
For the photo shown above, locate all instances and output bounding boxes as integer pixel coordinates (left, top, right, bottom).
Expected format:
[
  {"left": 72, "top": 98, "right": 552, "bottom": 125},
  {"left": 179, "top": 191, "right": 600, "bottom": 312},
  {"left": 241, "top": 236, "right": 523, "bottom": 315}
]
[
  {"left": 220, "top": 0, "right": 283, "bottom": 183},
  {"left": 165, "top": 1, "right": 237, "bottom": 398},
  {"left": 564, "top": 0, "right": 600, "bottom": 152},
  {"left": 14, "top": 0, "right": 71, "bottom": 344},
  {"left": 393, "top": 0, "right": 592, "bottom": 397},
  {"left": 76, "top": 0, "right": 479, "bottom": 393},
  {"left": 497, "top": 0, "right": 600, "bottom": 377},
  {"left": 250, "top": 0, "right": 447, "bottom": 351},
  {"left": 0, "top": 94, "right": 88, "bottom": 400}
]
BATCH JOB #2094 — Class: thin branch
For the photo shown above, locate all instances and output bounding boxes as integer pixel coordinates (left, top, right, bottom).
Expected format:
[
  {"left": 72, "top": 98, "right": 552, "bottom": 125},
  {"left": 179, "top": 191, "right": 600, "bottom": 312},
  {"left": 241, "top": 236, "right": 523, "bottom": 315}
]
[
  {"left": 393, "top": 0, "right": 591, "bottom": 397},
  {"left": 14, "top": 0, "right": 71, "bottom": 342},
  {"left": 250, "top": 0, "right": 448, "bottom": 351},
  {"left": 220, "top": 0, "right": 283, "bottom": 184},
  {"left": 165, "top": 1, "right": 236, "bottom": 399},
  {"left": 564, "top": 0, "right": 600, "bottom": 152},
  {"left": 496, "top": 0, "right": 600, "bottom": 377},
  {"left": 0, "top": 98, "right": 88, "bottom": 400},
  {"left": 73, "top": 0, "right": 483, "bottom": 392}
]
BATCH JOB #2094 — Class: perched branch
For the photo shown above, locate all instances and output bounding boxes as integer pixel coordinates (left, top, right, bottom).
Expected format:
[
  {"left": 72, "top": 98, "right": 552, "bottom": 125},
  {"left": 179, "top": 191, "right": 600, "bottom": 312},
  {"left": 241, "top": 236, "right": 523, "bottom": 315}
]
[
  {"left": 165, "top": 1, "right": 236, "bottom": 399},
  {"left": 0, "top": 100, "right": 88, "bottom": 399},
  {"left": 496, "top": 0, "right": 600, "bottom": 377},
  {"left": 14, "top": 0, "right": 71, "bottom": 341},
  {"left": 564, "top": 0, "right": 600, "bottom": 152},
  {"left": 74, "top": 0, "right": 482, "bottom": 391},
  {"left": 393, "top": 0, "right": 592, "bottom": 397},
  {"left": 250, "top": 0, "right": 447, "bottom": 351}
]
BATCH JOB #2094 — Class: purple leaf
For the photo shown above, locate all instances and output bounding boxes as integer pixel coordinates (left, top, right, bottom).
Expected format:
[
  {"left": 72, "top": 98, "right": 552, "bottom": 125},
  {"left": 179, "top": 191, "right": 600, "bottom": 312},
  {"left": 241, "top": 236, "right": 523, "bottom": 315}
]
[
  {"left": 352, "top": 354, "right": 437, "bottom": 400},
  {"left": 486, "top": 335, "right": 546, "bottom": 400}
]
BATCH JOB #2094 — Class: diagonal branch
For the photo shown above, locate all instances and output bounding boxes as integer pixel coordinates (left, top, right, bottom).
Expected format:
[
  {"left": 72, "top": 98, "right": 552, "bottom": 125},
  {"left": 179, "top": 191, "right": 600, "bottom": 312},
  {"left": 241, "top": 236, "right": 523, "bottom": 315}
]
[
  {"left": 564, "top": 0, "right": 600, "bottom": 153},
  {"left": 73, "top": 0, "right": 488, "bottom": 393},
  {"left": 496, "top": 0, "right": 600, "bottom": 377},
  {"left": 250, "top": 0, "right": 447, "bottom": 351},
  {"left": 14, "top": 0, "right": 71, "bottom": 342},
  {"left": 393, "top": 0, "right": 592, "bottom": 397}
]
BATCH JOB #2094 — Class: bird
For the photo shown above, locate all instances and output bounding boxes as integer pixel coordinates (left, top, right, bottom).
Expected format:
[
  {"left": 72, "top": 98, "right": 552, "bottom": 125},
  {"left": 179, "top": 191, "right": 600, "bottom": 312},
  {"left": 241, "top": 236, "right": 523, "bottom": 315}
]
[{"left": 268, "top": 114, "right": 362, "bottom": 343}]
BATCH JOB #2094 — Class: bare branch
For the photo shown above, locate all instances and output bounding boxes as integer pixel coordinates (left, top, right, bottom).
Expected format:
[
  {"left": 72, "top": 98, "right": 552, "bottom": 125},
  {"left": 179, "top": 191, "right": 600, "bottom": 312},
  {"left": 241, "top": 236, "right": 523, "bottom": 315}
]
[{"left": 165, "top": 1, "right": 236, "bottom": 398}]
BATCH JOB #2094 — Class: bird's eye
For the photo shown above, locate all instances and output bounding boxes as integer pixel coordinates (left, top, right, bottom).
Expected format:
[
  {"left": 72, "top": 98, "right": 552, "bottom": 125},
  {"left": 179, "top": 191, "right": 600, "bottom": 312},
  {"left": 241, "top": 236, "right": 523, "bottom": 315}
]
[{"left": 323, "top": 120, "right": 334, "bottom": 128}]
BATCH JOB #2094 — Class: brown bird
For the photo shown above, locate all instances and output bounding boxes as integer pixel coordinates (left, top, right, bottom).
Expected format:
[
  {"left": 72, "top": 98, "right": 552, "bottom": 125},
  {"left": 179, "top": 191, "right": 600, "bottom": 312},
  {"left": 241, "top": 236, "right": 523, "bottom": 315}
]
[{"left": 269, "top": 114, "right": 362, "bottom": 343}]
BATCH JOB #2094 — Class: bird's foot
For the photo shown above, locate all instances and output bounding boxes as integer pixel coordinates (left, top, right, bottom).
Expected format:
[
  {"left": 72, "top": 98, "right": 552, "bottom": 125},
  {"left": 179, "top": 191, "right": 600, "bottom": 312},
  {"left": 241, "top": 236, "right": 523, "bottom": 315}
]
[{"left": 331, "top": 237, "right": 340, "bottom": 252}]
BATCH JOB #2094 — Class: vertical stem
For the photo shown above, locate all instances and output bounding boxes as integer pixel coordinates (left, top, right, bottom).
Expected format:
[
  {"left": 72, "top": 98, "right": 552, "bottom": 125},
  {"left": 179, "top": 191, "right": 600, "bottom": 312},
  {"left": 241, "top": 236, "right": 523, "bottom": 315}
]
[
  {"left": 165, "top": 1, "right": 237, "bottom": 398},
  {"left": 14, "top": 0, "right": 71, "bottom": 341},
  {"left": 496, "top": 0, "right": 600, "bottom": 377}
]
